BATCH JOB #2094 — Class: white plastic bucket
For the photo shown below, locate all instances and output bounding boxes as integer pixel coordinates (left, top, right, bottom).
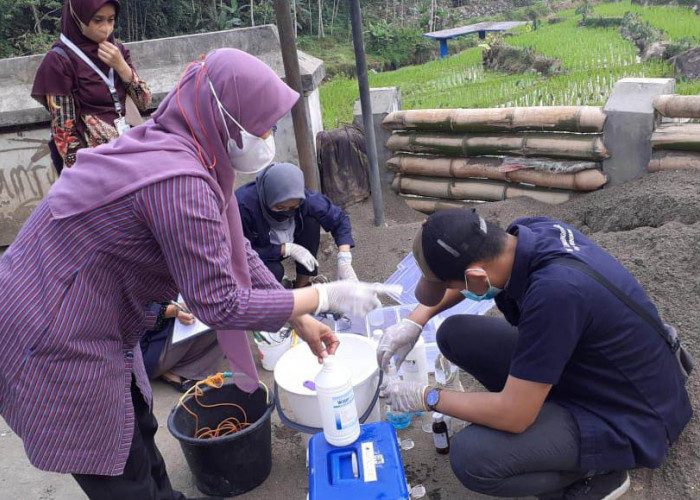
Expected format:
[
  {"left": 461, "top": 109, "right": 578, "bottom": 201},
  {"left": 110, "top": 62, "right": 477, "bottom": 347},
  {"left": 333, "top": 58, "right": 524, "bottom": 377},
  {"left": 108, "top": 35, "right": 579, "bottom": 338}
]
[
  {"left": 274, "top": 334, "right": 381, "bottom": 431},
  {"left": 256, "top": 331, "right": 297, "bottom": 371}
]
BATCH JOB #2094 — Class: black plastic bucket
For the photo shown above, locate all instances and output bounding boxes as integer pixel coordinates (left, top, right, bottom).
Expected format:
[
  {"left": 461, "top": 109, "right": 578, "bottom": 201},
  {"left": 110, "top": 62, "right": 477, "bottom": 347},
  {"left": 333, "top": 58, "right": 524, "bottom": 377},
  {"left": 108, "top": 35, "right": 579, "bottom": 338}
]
[{"left": 167, "top": 382, "right": 273, "bottom": 497}]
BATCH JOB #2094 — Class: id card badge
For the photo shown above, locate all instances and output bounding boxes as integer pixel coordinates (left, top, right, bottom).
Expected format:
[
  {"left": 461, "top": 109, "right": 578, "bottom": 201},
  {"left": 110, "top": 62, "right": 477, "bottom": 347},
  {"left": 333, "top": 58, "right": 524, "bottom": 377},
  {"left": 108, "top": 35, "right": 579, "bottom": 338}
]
[{"left": 114, "top": 116, "right": 131, "bottom": 136}]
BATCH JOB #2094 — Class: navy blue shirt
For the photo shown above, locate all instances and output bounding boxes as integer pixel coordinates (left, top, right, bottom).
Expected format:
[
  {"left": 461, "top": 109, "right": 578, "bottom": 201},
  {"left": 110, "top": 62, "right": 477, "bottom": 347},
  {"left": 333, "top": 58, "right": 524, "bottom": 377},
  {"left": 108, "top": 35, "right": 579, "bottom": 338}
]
[
  {"left": 496, "top": 217, "right": 691, "bottom": 471},
  {"left": 236, "top": 182, "right": 355, "bottom": 262}
]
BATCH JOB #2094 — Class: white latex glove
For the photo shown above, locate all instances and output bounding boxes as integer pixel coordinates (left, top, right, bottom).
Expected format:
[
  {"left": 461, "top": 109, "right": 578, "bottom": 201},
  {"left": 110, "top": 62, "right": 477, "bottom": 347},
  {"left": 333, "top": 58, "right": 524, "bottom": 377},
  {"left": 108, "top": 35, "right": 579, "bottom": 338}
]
[
  {"left": 336, "top": 251, "right": 359, "bottom": 281},
  {"left": 314, "top": 281, "right": 400, "bottom": 318},
  {"left": 283, "top": 243, "right": 318, "bottom": 273},
  {"left": 388, "top": 380, "right": 428, "bottom": 414},
  {"left": 376, "top": 318, "right": 423, "bottom": 372}
]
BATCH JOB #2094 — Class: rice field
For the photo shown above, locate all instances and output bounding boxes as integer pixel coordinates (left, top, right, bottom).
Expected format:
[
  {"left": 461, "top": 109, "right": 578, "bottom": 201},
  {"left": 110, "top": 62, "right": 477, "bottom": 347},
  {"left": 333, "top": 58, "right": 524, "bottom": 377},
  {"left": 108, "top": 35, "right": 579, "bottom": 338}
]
[
  {"left": 319, "top": 5, "right": 700, "bottom": 129},
  {"left": 593, "top": 0, "right": 700, "bottom": 42}
]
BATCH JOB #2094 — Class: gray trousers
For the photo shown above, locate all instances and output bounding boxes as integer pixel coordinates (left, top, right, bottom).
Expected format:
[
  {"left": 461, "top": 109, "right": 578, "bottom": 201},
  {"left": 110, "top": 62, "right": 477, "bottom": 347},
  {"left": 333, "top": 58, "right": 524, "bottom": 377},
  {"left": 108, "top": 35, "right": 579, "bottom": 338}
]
[
  {"left": 437, "top": 314, "right": 588, "bottom": 498},
  {"left": 152, "top": 330, "right": 224, "bottom": 381}
]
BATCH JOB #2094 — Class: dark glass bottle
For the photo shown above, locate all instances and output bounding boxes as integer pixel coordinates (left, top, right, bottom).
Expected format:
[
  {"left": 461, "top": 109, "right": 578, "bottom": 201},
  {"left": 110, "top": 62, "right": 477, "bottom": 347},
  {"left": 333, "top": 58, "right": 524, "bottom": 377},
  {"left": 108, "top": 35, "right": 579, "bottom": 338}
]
[{"left": 432, "top": 412, "right": 450, "bottom": 455}]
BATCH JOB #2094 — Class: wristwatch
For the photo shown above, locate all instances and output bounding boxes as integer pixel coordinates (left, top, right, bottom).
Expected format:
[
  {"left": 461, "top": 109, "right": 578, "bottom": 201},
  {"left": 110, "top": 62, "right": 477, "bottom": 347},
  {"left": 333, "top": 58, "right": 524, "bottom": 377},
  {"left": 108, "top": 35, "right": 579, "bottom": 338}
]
[{"left": 425, "top": 387, "right": 442, "bottom": 412}]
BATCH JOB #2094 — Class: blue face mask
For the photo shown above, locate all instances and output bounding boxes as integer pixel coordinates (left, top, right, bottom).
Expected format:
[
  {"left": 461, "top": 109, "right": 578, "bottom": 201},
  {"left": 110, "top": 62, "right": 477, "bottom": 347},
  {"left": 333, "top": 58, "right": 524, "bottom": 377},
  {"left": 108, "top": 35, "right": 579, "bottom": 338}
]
[{"left": 461, "top": 267, "right": 502, "bottom": 301}]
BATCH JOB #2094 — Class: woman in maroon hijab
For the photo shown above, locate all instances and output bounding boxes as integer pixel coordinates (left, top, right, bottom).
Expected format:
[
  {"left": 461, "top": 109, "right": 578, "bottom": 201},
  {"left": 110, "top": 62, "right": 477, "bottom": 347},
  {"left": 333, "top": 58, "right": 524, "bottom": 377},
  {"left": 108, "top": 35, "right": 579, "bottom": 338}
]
[{"left": 32, "top": 0, "right": 151, "bottom": 173}]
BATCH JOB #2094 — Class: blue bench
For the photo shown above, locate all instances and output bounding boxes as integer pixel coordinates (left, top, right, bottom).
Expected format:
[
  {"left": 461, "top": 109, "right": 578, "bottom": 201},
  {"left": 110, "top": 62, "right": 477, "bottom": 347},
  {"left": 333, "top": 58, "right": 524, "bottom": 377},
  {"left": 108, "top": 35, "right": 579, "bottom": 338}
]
[{"left": 424, "top": 21, "right": 528, "bottom": 58}]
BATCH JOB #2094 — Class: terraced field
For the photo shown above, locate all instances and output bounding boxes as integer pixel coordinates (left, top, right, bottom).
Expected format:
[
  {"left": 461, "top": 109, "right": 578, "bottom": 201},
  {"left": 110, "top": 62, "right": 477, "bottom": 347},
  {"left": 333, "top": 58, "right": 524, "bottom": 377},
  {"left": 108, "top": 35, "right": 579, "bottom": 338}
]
[{"left": 320, "top": 3, "right": 700, "bottom": 129}]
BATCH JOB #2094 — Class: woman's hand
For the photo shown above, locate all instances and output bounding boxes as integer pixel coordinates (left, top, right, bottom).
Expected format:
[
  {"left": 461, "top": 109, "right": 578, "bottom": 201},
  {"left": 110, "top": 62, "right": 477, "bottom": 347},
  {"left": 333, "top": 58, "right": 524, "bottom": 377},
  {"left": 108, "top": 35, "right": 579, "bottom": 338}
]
[
  {"left": 336, "top": 251, "right": 359, "bottom": 281},
  {"left": 97, "top": 41, "right": 132, "bottom": 82},
  {"left": 164, "top": 303, "right": 195, "bottom": 325},
  {"left": 291, "top": 315, "right": 339, "bottom": 363},
  {"left": 283, "top": 243, "right": 318, "bottom": 273}
]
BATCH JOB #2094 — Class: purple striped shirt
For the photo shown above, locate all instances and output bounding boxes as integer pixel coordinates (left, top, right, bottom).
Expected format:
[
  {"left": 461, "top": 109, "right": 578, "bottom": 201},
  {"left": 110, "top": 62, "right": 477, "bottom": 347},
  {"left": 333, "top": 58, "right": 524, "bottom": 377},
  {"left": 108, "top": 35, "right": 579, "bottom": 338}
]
[{"left": 0, "top": 176, "right": 293, "bottom": 475}]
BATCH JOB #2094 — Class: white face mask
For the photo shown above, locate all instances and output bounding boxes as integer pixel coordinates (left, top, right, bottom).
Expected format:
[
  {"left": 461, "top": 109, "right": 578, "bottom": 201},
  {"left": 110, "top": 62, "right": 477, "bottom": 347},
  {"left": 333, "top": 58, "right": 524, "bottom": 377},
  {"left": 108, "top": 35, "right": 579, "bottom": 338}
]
[{"left": 208, "top": 81, "right": 276, "bottom": 174}]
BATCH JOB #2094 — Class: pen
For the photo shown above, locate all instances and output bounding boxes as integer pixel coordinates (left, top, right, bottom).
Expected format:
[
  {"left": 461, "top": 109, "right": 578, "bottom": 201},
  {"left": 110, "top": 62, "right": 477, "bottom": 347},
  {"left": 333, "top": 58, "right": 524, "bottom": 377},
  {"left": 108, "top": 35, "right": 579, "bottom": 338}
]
[{"left": 169, "top": 300, "right": 193, "bottom": 315}]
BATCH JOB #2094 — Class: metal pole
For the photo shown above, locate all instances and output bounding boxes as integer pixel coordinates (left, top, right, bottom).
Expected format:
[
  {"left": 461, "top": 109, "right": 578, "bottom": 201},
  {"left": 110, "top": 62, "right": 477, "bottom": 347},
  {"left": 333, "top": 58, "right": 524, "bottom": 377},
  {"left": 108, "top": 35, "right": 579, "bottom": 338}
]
[
  {"left": 348, "top": 0, "right": 385, "bottom": 226},
  {"left": 274, "top": 0, "right": 320, "bottom": 190}
]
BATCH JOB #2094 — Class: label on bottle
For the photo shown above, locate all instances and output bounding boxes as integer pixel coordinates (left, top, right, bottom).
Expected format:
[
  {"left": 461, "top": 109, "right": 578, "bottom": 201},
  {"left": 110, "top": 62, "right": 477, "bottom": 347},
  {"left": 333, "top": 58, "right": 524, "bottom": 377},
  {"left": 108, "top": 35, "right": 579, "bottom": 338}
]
[
  {"left": 433, "top": 431, "right": 449, "bottom": 449},
  {"left": 332, "top": 388, "right": 357, "bottom": 430}
]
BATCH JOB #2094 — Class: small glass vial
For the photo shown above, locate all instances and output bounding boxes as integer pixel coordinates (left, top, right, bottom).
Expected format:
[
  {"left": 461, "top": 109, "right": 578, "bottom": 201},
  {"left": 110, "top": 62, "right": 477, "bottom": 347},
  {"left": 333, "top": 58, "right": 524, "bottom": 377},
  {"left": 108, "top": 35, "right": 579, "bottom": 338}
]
[{"left": 432, "top": 412, "right": 450, "bottom": 455}]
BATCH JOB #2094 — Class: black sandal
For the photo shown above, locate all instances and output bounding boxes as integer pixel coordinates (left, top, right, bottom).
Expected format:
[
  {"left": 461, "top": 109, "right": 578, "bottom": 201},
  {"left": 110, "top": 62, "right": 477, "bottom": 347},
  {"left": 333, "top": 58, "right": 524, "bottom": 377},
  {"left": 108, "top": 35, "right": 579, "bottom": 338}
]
[{"left": 160, "top": 376, "right": 196, "bottom": 393}]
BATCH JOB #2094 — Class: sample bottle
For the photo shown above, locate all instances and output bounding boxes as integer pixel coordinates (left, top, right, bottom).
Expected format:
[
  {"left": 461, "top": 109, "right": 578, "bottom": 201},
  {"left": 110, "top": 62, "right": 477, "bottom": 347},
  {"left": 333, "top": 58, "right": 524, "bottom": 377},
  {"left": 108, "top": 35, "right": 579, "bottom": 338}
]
[
  {"left": 384, "top": 361, "right": 413, "bottom": 429},
  {"left": 315, "top": 355, "right": 360, "bottom": 446},
  {"left": 434, "top": 354, "right": 464, "bottom": 392},
  {"left": 402, "top": 335, "right": 428, "bottom": 386},
  {"left": 432, "top": 412, "right": 450, "bottom": 454}
]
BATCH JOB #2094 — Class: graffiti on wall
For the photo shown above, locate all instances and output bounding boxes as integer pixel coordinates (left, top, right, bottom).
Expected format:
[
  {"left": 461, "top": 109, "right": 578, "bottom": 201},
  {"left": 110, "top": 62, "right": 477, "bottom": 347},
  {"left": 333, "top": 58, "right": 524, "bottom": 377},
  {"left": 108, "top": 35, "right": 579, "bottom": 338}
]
[{"left": 0, "top": 130, "right": 57, "bottom": 246}]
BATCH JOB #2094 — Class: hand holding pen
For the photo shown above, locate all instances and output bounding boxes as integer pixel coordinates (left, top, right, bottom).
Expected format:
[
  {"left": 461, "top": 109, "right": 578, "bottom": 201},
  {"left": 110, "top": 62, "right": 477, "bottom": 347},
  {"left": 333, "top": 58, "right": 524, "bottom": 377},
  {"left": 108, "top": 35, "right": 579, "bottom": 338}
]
[{"left": 167, "top": 301, "right": 196, "bottom": 325}]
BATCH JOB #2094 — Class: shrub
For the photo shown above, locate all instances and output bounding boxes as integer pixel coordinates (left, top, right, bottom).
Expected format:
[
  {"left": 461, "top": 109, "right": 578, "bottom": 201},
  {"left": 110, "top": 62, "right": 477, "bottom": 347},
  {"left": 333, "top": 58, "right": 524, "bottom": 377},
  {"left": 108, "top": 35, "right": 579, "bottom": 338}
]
[
  {"left": 581, "top": 16, "right": 625, "bottom": 28},
  {"left": 483, "top": 42, "right": 564, "bottom": 76},
  {"left": 366, "top": 21, "right": 434, "bottom": 70}
]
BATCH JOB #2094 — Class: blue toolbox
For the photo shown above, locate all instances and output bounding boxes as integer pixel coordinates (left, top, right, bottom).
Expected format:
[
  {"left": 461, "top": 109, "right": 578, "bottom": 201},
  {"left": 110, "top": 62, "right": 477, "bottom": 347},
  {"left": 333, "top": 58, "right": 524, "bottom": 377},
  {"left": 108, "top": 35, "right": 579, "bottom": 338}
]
[{"left": 308, "top": 422, "right": 410, "bottom": 499}]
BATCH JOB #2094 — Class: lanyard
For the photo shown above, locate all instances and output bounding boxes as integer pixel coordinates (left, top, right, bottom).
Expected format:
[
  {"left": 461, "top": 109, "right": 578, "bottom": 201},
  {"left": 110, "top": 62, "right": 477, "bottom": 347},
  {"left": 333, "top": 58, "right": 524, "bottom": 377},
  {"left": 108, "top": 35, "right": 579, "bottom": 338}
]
[{"left": 59, "top": 34, "right": 123, "bottom": 116}]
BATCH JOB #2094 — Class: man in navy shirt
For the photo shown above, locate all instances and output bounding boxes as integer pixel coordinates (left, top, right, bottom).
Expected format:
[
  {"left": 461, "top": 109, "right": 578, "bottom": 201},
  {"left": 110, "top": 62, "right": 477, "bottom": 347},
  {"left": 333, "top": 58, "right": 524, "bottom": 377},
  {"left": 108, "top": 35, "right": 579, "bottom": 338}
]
[{"left": 377, "top": 209, "right": 692, "bottom": 499}]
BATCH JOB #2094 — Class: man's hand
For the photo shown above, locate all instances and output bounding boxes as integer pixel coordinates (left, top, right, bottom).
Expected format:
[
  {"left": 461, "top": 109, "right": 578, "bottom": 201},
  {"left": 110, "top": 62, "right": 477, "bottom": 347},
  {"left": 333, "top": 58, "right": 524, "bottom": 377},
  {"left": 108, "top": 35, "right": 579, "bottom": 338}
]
[
  {"left": 291, "top": 315, "right": 339, "bottom": 363},
  {"left": 388, "top": 380, "right": 428, "bottom": 413},
  {"left": 376, "top": 318, "right": 423, "bottom": 371}
]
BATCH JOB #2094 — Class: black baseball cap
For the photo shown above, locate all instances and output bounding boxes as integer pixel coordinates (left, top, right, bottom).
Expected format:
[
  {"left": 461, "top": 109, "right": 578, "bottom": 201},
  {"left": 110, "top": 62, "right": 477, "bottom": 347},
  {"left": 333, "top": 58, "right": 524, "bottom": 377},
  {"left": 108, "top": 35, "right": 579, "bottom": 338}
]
[{"left": 413, "top": 209, "right": 490, "bottom": 306}]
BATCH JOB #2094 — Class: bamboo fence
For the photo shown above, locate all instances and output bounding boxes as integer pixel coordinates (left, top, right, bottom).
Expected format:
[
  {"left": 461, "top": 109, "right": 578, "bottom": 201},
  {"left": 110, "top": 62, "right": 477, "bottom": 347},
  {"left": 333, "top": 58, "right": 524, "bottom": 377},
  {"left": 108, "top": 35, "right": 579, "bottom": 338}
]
[
  {"left": 383, "top": 106, "right": 609, "bottom": 210},
  {"left": 647, "top": 96, "right": 700, "bottom": 172}
]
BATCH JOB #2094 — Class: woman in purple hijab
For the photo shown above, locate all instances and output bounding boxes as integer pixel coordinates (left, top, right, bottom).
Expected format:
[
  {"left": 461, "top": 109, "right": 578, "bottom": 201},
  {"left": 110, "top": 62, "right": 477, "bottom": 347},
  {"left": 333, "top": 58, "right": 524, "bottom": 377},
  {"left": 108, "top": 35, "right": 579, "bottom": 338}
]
[
  {"left": 32, "top": 0, "right": 152, "bottom": 173},
  {"left": 0, "top": 49, "right": 390, "bottom": 499}
]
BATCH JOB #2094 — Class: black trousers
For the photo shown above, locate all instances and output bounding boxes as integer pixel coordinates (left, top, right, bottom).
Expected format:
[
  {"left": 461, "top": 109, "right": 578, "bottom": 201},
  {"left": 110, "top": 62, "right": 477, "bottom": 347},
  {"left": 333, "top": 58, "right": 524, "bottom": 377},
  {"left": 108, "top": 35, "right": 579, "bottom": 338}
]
[
  {"left": 73, "top": 379, "right": 185, "bottom": 500},
  {"left": 437, "top": 314, "right": 589, "bottom": 498},
  {"left": 263, "top": 214, "right": 321, "bottom": 282}
]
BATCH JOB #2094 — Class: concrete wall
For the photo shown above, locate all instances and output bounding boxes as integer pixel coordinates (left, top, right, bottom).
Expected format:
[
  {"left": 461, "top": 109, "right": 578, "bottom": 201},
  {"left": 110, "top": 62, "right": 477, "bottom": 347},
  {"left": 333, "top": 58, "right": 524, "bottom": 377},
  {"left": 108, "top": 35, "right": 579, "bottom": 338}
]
[
  {"left": 353, "top": 87, "right": 402, "bottom": 185},
  {"left": 603, "top": 78, "right": 676, "bottom": 186},
  {"left": 0, "top": 25, "right": 324, "bottom": 247},
  {"left": 0, "top": 127, "right": 57, "bottom": 246}
]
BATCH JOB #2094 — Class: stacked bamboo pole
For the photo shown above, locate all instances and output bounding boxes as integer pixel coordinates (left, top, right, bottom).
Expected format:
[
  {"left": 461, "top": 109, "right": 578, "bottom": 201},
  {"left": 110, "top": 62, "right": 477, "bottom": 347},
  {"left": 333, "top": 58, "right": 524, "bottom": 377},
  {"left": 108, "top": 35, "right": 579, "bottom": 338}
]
[
  {"left": 383, "top": 106, "right": 609, "bottom": 211},
  {"left": 386, "top": 132, "right": 609, "bottom": 161},
  {"left": 653, "top": 95, "right": 700, "bottom": 119},
  {"left": 649, "top": 96, "right": 700, "bottom": 172},
  {"left": 392, "top": 175, "right": 573, "bottom": 205},
  {"left": 387, "top": 155, "right": 607, "bottom": 191},
  {"left": 383, "top": 106, "right": 607, "bottom": 133},
  {"left": 648, "top": 151, "right": 700, "bottom": 172}
]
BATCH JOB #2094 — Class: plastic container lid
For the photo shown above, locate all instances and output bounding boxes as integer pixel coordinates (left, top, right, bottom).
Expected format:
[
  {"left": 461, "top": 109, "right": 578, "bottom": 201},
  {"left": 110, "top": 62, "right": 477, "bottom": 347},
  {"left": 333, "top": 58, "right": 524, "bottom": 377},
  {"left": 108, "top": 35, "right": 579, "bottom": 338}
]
[{"left": 432, "top": 412, "right": 444, "bottom": 423}]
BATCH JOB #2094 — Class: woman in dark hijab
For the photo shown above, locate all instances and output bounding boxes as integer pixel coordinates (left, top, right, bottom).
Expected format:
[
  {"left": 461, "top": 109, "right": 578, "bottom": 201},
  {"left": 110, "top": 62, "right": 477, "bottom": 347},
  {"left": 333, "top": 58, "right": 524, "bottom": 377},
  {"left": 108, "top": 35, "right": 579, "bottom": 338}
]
[
  {"left": 32, "top": 0, "right": 151, "bottom": 173},
  {"left": 237, "top": 162, "right": 359, "bottom": 287}
]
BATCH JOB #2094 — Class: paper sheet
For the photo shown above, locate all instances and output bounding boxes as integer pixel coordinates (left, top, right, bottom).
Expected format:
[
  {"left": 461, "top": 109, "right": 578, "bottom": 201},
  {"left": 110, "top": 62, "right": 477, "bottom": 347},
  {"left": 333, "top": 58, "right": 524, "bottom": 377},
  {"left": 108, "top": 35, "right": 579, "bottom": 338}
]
[{"left": 171, "top": 295, "right": 213, "bottom": 345}]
